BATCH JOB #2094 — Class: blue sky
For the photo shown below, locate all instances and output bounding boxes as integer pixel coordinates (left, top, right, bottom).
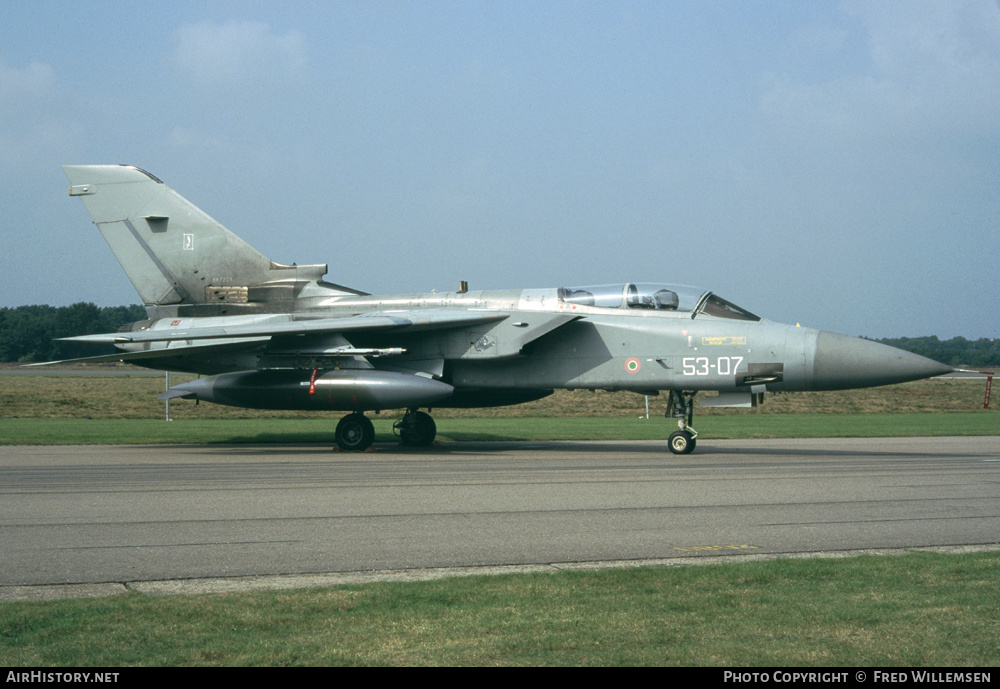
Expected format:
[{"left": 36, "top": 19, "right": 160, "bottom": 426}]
[{"left": 2, "top": 0, "right": 998, "bottom": 338}]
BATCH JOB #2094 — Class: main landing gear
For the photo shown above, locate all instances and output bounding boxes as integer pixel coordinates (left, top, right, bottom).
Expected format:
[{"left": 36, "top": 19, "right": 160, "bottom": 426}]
[
  {"left": 335, "top": 413, "right": 375, "bottom": 451},
  {"left": 666, "top": 390, "right": 698, "bottom": 455},
  {"left": 334, "top": 408, "right": 439, "bottom": 452},
  {"left": 393, "top": 408, "right": 437, "bottom": 447}
]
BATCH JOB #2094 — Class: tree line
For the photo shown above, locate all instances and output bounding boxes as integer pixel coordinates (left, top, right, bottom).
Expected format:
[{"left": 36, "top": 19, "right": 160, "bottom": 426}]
[
  {"left": 1, "top": 302, "right": 998, "bottom": 367},
  {"left": 870, "top": 336, "right": 999, "bottom": 369},
  {"left": 0, "top": 303, "right": 146, "bottom": 362}
]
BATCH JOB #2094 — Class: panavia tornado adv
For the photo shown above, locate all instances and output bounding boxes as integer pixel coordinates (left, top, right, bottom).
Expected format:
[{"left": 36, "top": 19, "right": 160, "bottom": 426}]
[{"left": 48, "top": 165, "right": 953, "bottom": 453}]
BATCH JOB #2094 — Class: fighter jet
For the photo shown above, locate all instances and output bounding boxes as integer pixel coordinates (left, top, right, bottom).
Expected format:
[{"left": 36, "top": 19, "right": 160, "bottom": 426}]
[{"left": 49, "top": 164, "right": 953, "bottom": 453}]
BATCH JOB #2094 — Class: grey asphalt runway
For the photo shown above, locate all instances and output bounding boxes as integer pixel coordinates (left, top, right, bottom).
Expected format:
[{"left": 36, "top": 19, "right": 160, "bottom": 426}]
[{"left": 2, "top": 436, "right": 998, "bottom": 599}]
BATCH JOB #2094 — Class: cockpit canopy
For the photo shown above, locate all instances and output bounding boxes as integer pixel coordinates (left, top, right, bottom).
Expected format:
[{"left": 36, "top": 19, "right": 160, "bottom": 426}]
[{"left": 557, "top": 283, "right": 760, "bottom": 321}]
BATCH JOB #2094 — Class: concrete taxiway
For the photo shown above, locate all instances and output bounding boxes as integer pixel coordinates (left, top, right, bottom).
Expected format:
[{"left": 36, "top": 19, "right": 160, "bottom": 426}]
[{"left": 2, "top": 436, "right": 998, "bottom": 600}]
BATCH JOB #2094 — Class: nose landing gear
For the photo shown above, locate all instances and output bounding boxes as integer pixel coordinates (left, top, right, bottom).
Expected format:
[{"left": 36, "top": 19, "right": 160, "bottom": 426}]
[{"left": 666, "top": 390, "right": 698, "bottom": 455}]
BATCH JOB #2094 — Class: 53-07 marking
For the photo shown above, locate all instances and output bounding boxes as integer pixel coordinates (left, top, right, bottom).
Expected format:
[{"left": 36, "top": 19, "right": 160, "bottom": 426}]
[{"left": 682, "top": 356, "right": 744, "bottom": 376}]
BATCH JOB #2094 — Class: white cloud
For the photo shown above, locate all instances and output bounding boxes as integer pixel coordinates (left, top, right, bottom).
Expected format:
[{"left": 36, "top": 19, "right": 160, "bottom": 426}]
[
  {"left": 173, "top": 20, "right": 308, "bottom": 88},
  {"left": 0, "top": 60, "right": 58, "bottom": 106},
  {"left": 0, "top": 60, "right": 81, "bottom": 173},
  {"left": 759, "top": 0, "right": 1000, "bottom": 142}
]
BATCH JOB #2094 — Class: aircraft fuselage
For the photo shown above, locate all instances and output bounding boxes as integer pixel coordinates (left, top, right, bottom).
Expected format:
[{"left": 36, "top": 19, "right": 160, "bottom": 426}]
[
  {"left": 117, "top": 285, "right": 950, "bottom": 402},
  {"left": 54, "top": 164, "right": 954, "bottom": 453}
]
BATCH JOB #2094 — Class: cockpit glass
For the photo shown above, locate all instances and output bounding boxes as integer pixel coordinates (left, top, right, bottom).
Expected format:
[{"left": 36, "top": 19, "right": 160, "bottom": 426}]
[
  {"left": 557, "top": 284, "right": 760, "bottom": 321},
  {"left": 697, "top": 294, "right": 761, "bottom": 321},
  {"left": 558, "top": 284, "right": 706, "bottom": 311}
]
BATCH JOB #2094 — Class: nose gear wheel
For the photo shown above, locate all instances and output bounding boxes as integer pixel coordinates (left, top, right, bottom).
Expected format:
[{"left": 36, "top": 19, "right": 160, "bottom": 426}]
[{"left": 666, "top": 390, "right": 698, "bottom": 455}]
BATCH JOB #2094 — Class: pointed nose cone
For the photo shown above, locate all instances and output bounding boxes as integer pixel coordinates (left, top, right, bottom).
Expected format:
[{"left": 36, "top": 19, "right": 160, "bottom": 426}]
[{"left": 812, "top": 331, "right": 953, "bottom": 390}]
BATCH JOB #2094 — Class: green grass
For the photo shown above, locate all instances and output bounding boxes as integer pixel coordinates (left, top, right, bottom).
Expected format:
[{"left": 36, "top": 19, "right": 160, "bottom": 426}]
[
  {"left": 1, "top": 412, "right": 997, "bottom": 445},
  {"left": 2, "top": 552, "right": 997, "bottom": 666},
  {"left": 2, "top": 369, "right": 996, "bottom": 445},
  {"left": 3, "top": 369, "right": 995, "bottom": 420},
  {"left": 3, "top": 370, "right": 997, "bottom": 666}
]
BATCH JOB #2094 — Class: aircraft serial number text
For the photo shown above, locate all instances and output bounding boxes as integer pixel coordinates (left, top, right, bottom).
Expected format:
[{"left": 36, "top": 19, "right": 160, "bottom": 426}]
[{"left": 681, "top": 356, "right": 744, "bottom": 376}]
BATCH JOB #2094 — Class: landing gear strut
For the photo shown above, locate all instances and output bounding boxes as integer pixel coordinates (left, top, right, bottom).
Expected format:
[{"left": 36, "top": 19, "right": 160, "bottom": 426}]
[
  {"left": 666, "top": 390, "right": 698, "bottom": 455},
  {"left": 394, "top": 408, "right": 437, "bottom": 447},
  {"left": 335, "top": 412, "right": 375, "bottom": 451}
]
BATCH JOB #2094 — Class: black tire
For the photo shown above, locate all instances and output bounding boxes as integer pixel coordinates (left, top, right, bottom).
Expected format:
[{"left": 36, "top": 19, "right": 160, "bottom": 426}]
[
  {"left": 336, "top": 413, "right": 375, "bottom": 451},
  {"left": 668, "top": 430, "right": 696, "bottom": 455},
  {"left": 400, "top": 411, "right": 436, "bottom": 446}
]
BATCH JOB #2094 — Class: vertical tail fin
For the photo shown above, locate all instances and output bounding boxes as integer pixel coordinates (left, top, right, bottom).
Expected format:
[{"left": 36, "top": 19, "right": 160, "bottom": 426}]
[{"left": 62, "top": 165, "right": 344, "bottom": 311}]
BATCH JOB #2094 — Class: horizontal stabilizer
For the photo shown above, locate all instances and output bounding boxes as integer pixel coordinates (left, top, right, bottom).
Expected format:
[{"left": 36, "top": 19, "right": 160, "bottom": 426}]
[
  {"left": 60, "top": 310, "right": 509, "bottom": 344},
  {"left": 24, "top": 338, "right": 271, "bottom": 368}
]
